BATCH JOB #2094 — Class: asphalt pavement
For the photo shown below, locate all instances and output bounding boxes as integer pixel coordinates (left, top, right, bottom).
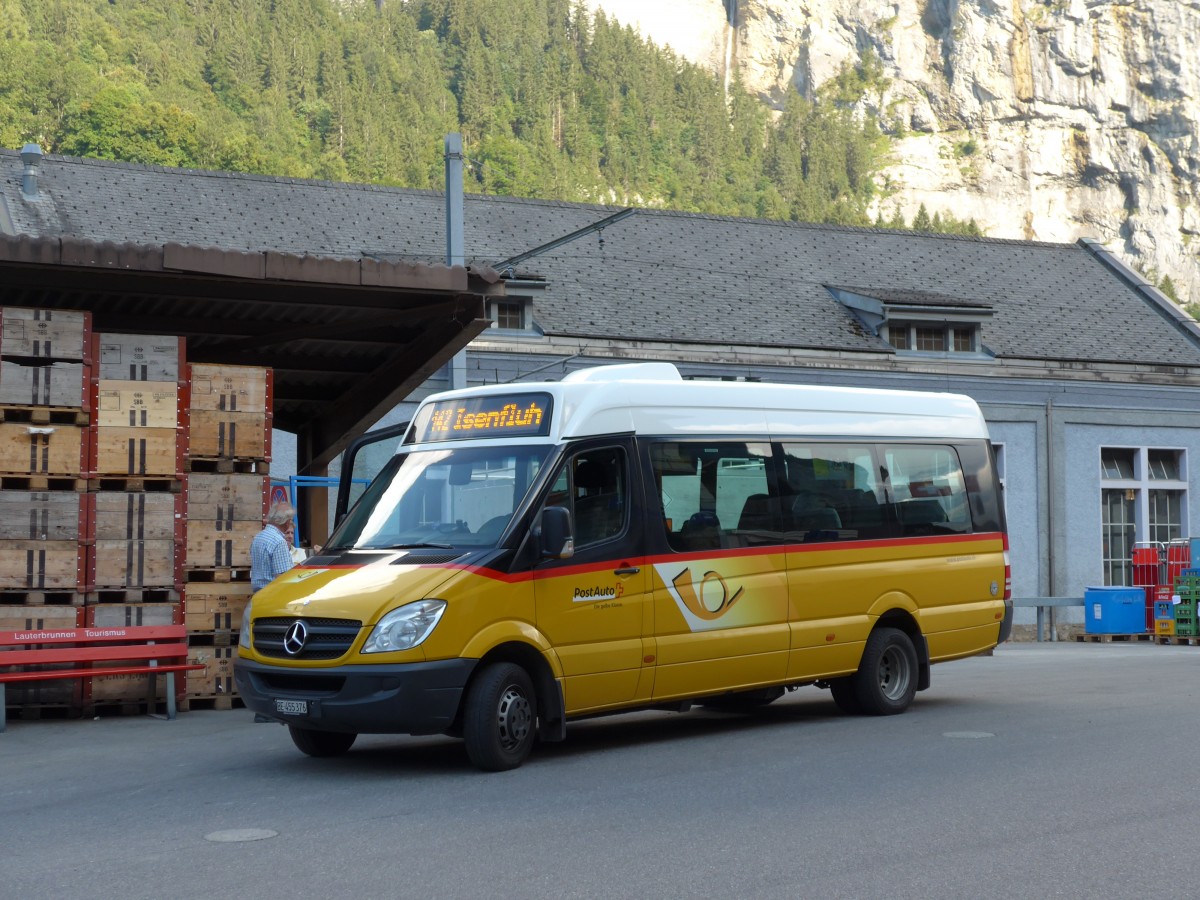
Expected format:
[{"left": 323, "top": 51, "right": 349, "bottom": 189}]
[{"left": 2, "top": 640, "right": 1198, "bottom": 899}]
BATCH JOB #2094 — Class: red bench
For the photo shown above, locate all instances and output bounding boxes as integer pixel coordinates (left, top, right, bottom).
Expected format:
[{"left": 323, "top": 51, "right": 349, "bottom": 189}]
[{"left": 0, "top": 624, "right": 205, "bottom": 732}]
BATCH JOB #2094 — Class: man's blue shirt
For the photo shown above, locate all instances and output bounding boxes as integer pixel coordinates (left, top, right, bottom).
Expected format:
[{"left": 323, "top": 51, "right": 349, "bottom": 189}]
[{"left": 250, "top": 523, "right": 293, "bottom": 591}]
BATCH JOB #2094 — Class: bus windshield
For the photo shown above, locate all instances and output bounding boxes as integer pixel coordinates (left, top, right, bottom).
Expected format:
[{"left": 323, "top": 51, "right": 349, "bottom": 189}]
[{"left": 326, "top": 444, "right": 553, "bottom": 552}]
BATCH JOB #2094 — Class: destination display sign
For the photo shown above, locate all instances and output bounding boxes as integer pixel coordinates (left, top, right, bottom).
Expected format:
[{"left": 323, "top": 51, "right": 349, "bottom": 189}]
[{"left": 411, "top": 392, "right": 553, "bottom": 442}]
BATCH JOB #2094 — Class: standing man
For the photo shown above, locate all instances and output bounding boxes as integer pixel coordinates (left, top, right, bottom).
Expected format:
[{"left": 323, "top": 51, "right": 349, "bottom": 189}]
[{"left": 251, "top": 502, "right": 297, "bottom": 593}]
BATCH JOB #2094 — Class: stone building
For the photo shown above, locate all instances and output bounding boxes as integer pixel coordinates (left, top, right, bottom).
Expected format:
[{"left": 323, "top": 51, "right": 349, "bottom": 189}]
[{"left": 4, "top": 148, "right": 1200, "bottom": 628}]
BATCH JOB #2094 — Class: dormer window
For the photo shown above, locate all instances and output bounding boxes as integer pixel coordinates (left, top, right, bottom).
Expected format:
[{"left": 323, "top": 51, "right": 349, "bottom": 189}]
[
  {"left": 492, "top": 300, "right": 526, "bottom": 330},
  {"left": 888, "top": 323, "right": 978, "bottom": 353},
  {"left": 829, "top": 286, "right": 993, "bottom": 358},
  {"left": 483, "top": 276, "right": 545, "bottom": 337}
]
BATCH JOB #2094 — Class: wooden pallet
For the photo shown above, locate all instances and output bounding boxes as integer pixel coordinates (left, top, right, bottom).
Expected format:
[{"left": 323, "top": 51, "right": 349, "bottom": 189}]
[
  {"left": 0, "top": 405, "right": 89, "bottom": 426},
  {"left": 1074, "top": 633, "right": 1157, "bottom": 643},
  {"left": 0, "top": 475, "right": 88, "bottom": 492},
  {"left": 89, "top": 587, "right": 180, "bottom": 604},
  {"left": 87, "top": 476, "right": 180, "bottom": 493},
  {"left": 179, "top": 695, "right": 243, "bottom": 712},
  {"left": 0, "top": 704, "right": 81, "bottom": 721},
  {"left": 1154, "top": 635, "right": 1200, "bottom": 646},
  {"left": 0, "top": 589, "right": 86, "bottom": 606},
  {"left": 186, "top": 630, "right": 237, "bottom": 647},
  {"left": 186, "top": 457, "right": 270, "bottom": 475},
  {"left": 184, "top": 567, "right": 251, "bottom": 584}
]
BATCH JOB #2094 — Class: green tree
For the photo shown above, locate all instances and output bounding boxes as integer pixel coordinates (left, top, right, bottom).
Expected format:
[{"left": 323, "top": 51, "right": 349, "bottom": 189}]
[
  {"left": 2, "top": 0, "right": 906, "bottom": 231},
  {"left": 911, "top": 203, "right": 933, "bottom": 231},
  {"left": 59, "top": 83, "right": 202, "bottom": 167}
]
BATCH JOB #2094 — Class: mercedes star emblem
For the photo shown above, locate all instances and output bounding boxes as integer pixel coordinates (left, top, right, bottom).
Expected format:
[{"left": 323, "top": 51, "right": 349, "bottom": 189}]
[{"left": 283, "top": 620, "right": 309, "bottom": 656}]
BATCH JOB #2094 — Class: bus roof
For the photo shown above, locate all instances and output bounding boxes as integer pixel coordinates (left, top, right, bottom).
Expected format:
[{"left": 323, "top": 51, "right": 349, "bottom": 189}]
[{"left": 410, "top": 363, "right": 991, "bottom": 444}]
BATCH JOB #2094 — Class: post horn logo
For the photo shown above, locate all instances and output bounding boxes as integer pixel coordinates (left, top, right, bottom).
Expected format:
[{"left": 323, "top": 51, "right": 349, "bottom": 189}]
[{"left": 671, "top": 567, "right": 743, "bottom": 621}]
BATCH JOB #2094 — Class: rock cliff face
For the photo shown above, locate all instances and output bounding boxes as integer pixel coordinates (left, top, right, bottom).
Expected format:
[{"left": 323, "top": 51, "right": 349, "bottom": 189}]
[{"left": 588, "top": 0, "right": 1200, "bottom": 306}]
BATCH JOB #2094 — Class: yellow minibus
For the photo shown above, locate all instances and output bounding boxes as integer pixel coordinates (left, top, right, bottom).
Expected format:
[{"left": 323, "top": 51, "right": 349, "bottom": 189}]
[{"left": 235, "top": 363, "right": 1011, "bottom": 770}]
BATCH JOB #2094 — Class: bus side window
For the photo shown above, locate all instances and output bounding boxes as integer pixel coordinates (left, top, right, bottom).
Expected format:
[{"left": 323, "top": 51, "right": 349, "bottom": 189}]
[
  {"left": 782, "top": 443, "right": 884, "bottom": 541},
  {"left": 882, "top": 444, "right": 972, "bottom": 535},
  {"left": 652, "top": 441, "right": 776, "bottom": 550}
]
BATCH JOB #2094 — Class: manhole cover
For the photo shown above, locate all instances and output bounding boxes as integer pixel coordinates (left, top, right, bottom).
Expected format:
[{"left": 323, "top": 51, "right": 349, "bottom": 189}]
[{"left": 204, "top": 828, "right": 279, "bottom": 843}]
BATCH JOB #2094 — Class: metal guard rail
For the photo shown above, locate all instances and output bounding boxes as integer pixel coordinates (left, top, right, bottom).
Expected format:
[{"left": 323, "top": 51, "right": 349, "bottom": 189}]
[{"left": 1011, "top": 597, "right": 1085, "bottom": 642}]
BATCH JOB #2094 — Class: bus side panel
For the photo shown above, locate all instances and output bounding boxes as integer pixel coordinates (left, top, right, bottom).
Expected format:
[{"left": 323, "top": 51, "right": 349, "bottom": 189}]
[
  {"left": 533, "top": 557, "right": 648, "bottom": 715},
  {"left": 785, "top": 544, "right": 903, "bottom": 679},
  {"left": 784, "top": 536, "right": 1004, "bottom": 675},
  {"left": 909, "top": 537, "right": 1007, "bottom": 661},
  {"left": 649, "top": 554, "right": 790, "bottom": 700}
]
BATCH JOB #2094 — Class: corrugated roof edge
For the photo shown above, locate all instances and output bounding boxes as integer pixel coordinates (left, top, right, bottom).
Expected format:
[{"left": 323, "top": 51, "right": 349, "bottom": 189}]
[
  {"left": 0, "top": 232, "right": 495, "bottom": 292},
  {"left": 1078, "top": 237, "right": 1200, "bottom": 345}
]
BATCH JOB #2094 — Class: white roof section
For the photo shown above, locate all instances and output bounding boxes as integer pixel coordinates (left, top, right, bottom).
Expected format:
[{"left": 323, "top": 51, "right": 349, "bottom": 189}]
[{"left": 416, "top": 363, "right": 992, "bottom": 443}]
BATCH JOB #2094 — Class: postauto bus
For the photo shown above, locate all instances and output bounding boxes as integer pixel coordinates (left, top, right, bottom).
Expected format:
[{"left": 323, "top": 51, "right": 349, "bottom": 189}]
[{"left": 235, "top": 363, "right": 1011, "bottom": 770}]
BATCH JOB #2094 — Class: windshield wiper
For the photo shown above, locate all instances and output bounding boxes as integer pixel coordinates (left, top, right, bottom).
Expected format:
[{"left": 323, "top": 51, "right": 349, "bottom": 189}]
[{"left": 375, "top": 541, "right": 455, "bottom": 550}]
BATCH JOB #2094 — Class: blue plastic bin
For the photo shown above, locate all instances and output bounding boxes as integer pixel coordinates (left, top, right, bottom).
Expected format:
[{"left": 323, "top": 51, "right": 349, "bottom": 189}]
[{"left": 1084, "top": 586, "right": 1146, "bottom": 634}]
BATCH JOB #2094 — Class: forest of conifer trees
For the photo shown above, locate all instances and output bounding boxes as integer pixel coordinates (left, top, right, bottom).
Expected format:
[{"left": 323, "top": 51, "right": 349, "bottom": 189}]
[{"left": 0, "top": 0, "right": 979, "bottom": 233}]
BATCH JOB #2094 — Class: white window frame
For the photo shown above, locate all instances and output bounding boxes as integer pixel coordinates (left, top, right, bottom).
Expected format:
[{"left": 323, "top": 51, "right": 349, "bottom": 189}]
[
  {"left": 1100, "top": 445, "right": 1188, "bottom": 585},
  {"left": 488, "top": 299, "right": 529, "bottom": 331}
]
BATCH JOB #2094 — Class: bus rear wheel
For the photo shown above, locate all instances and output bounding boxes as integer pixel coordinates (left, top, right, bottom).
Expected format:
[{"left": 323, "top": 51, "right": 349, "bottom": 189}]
[
  {"left": 847, "top": 627, "right": 918, "bottom": 715},
  {"left": 288, "top": 725, "right": 357, "bottom": 757},
  {"left": 462, "top": 662, "right": 537, "bottom": 771}
]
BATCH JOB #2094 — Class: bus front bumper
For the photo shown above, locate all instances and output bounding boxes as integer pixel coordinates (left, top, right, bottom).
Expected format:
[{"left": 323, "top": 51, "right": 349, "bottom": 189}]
[{"left": 234, "top": 656, "right": 478, "bottom": 736}]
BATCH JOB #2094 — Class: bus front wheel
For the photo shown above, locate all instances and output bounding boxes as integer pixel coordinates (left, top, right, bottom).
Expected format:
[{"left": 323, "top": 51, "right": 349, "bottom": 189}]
[
  {"left": 462, "top": 662, "right": 537, "bottom": 771},
  {"left": 846, "top": 627, "right": 918, "bottom": 715},
  {"left": 288, "top": 725, "right": 357, "bottom": 757}
]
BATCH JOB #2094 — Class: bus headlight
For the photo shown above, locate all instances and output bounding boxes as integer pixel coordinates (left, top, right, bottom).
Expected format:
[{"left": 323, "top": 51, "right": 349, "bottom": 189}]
[
  {"left": 362, "top": 600, "right": 447, "bottom": 653},
  {"left": 238, "top": 600, "right": 252, "bottom": 649}
]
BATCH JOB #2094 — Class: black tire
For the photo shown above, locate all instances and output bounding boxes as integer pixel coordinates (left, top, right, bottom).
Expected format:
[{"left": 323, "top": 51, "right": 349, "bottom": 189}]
[
  {"left": 700, "top": 686, "right": 785, "bottom": 712},
  {"left": 828, "top": 677, "right": 864, "bottom": 714},
  {"left": 462, "top": 662, "right": 537, "bottom": 771},
  {"left": 288, "top": 725, "right": 357, "bottom": 757},
  {"left": 850, "top": 627, "right": 918, "bottom": 715}
]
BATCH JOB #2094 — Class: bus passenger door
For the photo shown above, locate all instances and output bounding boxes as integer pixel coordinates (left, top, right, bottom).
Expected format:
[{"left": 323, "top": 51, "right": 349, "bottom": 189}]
[{"left": 533, "top": 441, "right": 649, "bottom": 714}]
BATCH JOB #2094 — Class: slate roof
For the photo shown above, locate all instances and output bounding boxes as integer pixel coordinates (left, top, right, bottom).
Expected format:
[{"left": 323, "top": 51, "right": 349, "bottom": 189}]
[{"left": 4, "top": 148, "right": 1200, "bottom": 368}]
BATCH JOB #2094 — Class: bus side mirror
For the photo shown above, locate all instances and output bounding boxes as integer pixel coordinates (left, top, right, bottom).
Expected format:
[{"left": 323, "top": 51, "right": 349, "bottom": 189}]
[{"left": 539, "top": 506, "right": 574, "bottom": 559}]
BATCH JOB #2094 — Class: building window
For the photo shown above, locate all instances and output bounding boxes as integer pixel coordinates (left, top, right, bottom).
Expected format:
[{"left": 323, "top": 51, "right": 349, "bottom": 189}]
[
  {"left": 1100, "top": 446, "right": 1187, "bottom": 585},
  {"left": 1148, "top": 490, "right": 1183, "bottom": 545},
  {"left": 915, "top": 326, "right": 946, "bottom": 351},
  {"left": 886, "top": 321, "right": 978, "bottom": 354},
  {"left": 492, "top": 300, "right": 525, "bottom": 330},
  {"left": 1101, "top": 448, "right": 1135, "bottom": 479},
  {"left": 1101, "top": 489, "right": 1135, "bottom": 586},
  {"left": 1148, "top": 449, "right": 1181, "bottom": 480}
]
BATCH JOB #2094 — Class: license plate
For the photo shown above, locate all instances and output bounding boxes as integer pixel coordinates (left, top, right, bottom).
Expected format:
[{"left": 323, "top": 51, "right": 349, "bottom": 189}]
[{"left": 274, "top": 699, "right": 308, "bottom": 715}]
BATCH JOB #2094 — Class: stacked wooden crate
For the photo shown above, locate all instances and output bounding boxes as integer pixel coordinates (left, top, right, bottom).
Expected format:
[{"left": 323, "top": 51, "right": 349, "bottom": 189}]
[
  {"left": 0, "top": 308, "right": 92, "bottom": 602},
  {"left": 0, "top": 306, "right": 278, "bottom": 720},
  {"left": 83, "top": 332, "right": 188, "bottom": 705},
  {"left": 0, "top": 308, "right": 92, "bottom": 715},
  {"left": 182, "top": 363, "right": 273, "bottom": 709}
]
